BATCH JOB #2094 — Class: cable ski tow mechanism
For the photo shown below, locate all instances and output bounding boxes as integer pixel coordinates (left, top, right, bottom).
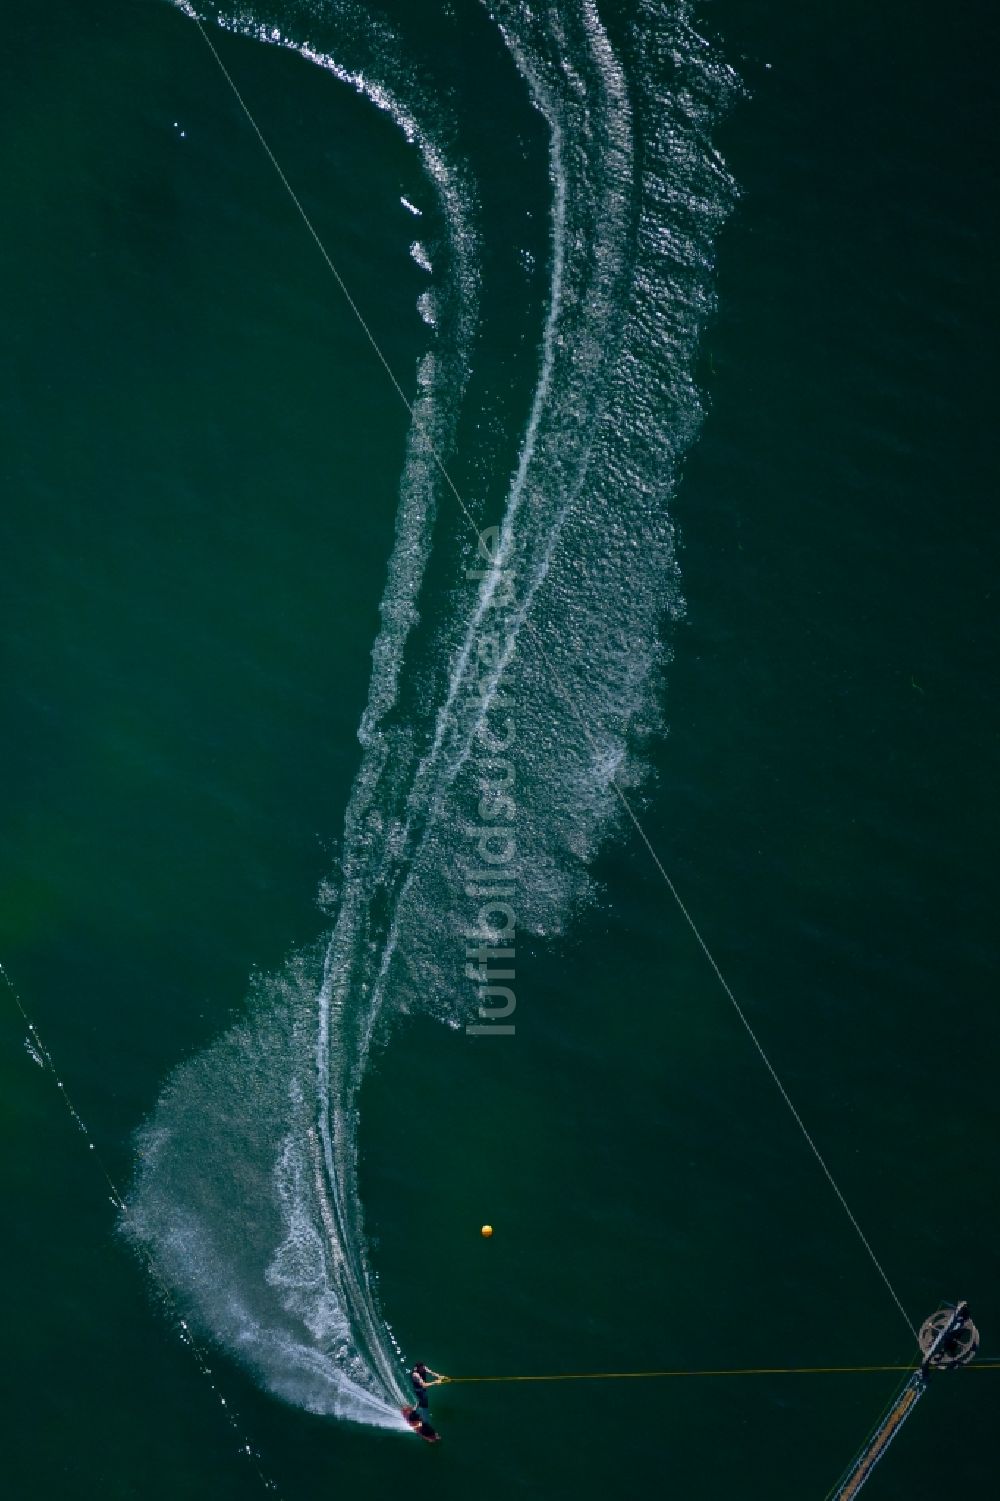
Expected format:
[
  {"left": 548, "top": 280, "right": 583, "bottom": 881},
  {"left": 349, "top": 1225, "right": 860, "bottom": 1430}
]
[{"left": 829, "top": 1302, "right": 979, "bottom": 1501}]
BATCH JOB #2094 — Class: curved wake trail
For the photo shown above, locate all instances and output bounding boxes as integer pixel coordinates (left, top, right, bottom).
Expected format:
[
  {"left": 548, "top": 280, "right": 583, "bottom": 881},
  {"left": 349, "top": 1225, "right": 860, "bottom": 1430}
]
[{"left": 127, "top": 0, "right": 740, "bottom": 1428}]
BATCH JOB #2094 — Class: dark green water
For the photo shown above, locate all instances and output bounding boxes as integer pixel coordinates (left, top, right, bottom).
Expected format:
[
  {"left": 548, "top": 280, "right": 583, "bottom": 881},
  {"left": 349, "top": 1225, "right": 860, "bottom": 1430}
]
[{"left": 1, "top": 1, "right": 996, "bottom": 1497}]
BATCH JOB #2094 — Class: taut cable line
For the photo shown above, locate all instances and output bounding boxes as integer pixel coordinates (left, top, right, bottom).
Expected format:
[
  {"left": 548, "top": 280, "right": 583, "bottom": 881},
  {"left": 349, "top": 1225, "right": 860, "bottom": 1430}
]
[
  {"left": 3, "top": 16, "right": 975, "bottom": 1501},
  {"left": 186, "top": 11, "right": 916, "bottom": 1340},
  {"left": 438, "top": 1361, "right": 1000, "bottom": 1386}
]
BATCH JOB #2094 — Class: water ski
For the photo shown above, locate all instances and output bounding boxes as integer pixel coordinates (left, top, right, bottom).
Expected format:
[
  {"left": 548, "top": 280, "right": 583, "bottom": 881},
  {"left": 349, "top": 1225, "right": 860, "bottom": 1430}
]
[{"left": 402, "top": 1406, "right": 441, "bottom": 1443}]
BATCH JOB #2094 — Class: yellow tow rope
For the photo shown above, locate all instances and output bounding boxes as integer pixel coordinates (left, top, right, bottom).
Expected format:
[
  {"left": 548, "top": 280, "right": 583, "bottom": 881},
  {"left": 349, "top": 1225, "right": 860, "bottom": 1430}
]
[{"left": 438, "top": 1361, "right": 1000, "bottom": 1385}]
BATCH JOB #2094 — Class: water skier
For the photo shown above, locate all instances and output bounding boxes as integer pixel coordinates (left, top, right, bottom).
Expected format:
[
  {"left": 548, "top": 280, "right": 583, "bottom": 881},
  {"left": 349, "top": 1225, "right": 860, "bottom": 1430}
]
[{"left": 405, "top": 1362, "right": 446, "bottom": 1439}]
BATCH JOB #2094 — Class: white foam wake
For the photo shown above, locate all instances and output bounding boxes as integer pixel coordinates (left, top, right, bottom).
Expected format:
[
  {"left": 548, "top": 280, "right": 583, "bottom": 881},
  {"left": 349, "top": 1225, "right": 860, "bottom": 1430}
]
[{"left": 128, "top": 0, "right": 740, "bottom": 1428}]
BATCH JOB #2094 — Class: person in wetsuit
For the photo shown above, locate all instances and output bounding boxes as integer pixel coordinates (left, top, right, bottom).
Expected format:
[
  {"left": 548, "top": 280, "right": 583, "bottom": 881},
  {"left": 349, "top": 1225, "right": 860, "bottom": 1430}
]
[{"left": 410, "top": 1362, "right": 445, "bottom": 1426}]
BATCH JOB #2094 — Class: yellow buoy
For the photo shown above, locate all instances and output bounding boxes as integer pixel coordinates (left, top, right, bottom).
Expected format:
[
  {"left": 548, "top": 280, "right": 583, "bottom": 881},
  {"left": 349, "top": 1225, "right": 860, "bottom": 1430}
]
[{"left": 481, "top": 1224, "right": 493, "bottom": 1238}]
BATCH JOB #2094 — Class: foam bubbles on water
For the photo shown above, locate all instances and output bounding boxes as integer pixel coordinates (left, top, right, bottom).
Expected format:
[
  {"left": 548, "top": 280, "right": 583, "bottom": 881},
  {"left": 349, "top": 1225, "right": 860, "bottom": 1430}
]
[
  {"left": 417, "top": 289, "right": 437, "bottom": 325},
  {"left": 139, "top": 0, "right": 740, "bottom": 1432}
]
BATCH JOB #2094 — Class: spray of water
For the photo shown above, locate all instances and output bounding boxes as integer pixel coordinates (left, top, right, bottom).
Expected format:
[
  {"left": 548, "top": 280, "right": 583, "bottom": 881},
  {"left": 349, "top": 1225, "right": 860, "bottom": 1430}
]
[{"left": 127, "top": 0, "right": 740, "bottom": 1428}]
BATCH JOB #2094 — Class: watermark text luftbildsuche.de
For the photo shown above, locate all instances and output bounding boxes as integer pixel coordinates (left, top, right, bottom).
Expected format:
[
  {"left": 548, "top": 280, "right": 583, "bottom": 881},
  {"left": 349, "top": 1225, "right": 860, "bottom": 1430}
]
[{"left": 464, "top": 526, "right": 517, "bottom": 1037}]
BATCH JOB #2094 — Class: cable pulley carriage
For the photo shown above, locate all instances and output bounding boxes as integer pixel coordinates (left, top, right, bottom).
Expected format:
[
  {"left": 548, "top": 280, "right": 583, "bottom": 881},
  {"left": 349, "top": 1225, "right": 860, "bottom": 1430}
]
[{"left": 829, "top": 1301, "right": 979, "bottom": 1500}]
